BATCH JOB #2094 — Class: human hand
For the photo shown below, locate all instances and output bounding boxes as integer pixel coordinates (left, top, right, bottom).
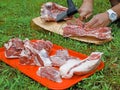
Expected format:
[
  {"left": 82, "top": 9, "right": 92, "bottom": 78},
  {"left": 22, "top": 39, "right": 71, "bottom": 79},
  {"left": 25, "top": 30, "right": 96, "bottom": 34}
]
[
  {"left": 79, "top": 1, "right": 93, "bottom": 20},
  {"left": 85, "top": 12, "right": 111, "bottom": 29}
]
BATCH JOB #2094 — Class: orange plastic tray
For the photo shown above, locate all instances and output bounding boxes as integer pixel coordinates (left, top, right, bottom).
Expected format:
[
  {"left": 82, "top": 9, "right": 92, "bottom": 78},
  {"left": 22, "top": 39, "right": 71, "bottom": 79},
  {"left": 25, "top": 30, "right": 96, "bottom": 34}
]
[{"left": 0, "top": 41, "right": 104, "bottom": 90}]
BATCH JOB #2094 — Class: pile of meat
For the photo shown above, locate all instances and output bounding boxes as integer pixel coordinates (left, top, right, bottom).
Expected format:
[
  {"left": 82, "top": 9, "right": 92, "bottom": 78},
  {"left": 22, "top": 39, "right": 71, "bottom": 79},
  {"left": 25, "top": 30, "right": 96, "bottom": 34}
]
[
  {"left": 63, "top": 19, "right": 112, "bottom": 40},
  {"left": 4, "top": 38, "right": 53, "bottom": 66},
  {"left": 4, "top": 38, "right": 103, "bottom": 83},
  {"left": 40, "top": 2, "right": 72, "bottom": 22}
]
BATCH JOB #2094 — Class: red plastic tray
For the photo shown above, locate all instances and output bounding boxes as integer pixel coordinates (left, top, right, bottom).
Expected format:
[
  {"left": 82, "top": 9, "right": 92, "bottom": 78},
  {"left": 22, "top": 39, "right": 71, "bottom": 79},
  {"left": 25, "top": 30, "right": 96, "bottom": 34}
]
[{"left": 0, "top": 42, "right": 104, "bottom": 90}]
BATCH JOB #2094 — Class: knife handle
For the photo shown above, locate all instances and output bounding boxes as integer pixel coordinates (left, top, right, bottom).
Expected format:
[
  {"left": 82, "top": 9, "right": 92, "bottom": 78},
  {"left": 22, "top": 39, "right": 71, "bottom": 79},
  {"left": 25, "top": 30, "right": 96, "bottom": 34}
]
[
  {"left": 67, "top": 0, "right": 75, "bottom": 9},
  {"left": 67, "top": 0, "right": 78, "bottom": 16}
]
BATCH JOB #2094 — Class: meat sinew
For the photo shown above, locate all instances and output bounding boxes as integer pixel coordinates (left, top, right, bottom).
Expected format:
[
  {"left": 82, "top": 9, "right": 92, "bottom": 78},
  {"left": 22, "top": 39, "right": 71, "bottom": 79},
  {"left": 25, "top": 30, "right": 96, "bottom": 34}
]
[
  {"left": 37, "top": 66, "right": 62, "bottom": 83},
  {"left": 63, "top": 19, "right": 112, "bottom": 40},
  {"left": 40, "top": 2, "right": 72, "bottom": 22},
  {"left": 59, "top": 52, "right": 103, "bottom": 79}
]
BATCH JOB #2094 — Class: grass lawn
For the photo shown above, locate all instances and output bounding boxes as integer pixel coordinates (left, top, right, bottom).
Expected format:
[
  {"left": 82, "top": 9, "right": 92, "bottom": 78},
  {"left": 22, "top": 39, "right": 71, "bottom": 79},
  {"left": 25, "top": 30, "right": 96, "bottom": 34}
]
[{"left": 0, "top": 0, "right": 120, "bottom": 90}]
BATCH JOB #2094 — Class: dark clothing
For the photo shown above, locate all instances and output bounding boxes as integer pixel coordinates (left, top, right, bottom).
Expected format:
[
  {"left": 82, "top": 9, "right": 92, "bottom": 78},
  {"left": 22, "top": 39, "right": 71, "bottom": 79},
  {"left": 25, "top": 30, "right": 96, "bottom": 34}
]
[{"left": 109, "top": 0, "right": 120, "bottom": 6}]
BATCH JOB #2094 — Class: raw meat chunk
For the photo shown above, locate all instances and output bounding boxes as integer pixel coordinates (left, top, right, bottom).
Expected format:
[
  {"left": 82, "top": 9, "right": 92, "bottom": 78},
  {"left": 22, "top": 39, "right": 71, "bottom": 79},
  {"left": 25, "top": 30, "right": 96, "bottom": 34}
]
[
  {"left": 4, "top": 38, "right": 24, "bottom": 58},
  {"left": 19, "top": 40, "right": 52, "bottom": 66},
  {"left": 37, "top": 66, "right": 62, "bottom": 83},
  {"left": 50, "top": 49, "right": 77, "bottom": 67}
]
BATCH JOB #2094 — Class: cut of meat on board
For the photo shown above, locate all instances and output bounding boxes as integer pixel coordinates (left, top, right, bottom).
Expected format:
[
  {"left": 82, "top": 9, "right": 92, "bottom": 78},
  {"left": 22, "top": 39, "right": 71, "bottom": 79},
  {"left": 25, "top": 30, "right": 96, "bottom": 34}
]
[
  {"left": 31, "top": 17, "right": 113, "bottom": 44},
  {"left": 59, "top": 52, "right": 103, "bottom": 79},
  {"left": 40, "top": 2, "right": 72, "bottom": 22},
  {"left": 37, "top": 66, "right": 62, "bottom": 83},
  {"left": 63, "top": 19, "right": 112, "bottom": 40}
]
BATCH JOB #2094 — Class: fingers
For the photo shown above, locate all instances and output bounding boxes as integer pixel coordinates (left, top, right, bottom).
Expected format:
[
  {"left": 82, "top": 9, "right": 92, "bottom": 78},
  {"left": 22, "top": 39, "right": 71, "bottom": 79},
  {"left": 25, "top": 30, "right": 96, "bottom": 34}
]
[
  {"left": 79, "top": 10, "right": 92, "bottom": 21},
  {"left": 79, "top": 12, "right": 87, "bottom": 20},
  {"left": 86, "top": 13, "right": 92, "bottom": 19},
  {"left": 85, "top": 16, "right": 109, "bottom": 29},
  {"left": 85, "top": 16, "right": 98, "bottom": 28}
]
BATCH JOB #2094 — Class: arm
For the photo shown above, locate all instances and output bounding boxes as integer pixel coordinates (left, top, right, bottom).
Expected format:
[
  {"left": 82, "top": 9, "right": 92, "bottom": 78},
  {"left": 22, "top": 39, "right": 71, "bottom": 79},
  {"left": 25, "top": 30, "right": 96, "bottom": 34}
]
[
  {"left": 85, "top": 3, "right": 120, "bottom": 28},
  {"left": 79, "top": 0, "right": 94, "bottom": 20},
  {"left": 111, "top": 3, "right": 120, "bottom": 18}
]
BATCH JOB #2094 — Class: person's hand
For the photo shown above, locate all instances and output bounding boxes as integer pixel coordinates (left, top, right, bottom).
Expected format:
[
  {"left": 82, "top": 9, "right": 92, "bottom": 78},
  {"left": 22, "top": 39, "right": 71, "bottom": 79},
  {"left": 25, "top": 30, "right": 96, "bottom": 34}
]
[
  {"left": 85, "top": 12, "right": 111, "bottom": 29},
  {"left": 79, "top": 1, "right": 93, "bottom": 20}
]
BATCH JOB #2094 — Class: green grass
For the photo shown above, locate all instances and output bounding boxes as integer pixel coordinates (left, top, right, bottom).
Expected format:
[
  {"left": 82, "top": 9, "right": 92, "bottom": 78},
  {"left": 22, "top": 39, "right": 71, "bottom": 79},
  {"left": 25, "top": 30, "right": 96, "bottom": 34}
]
[{"left": 0, "top": 0, "right": 120, "bottom": 90}]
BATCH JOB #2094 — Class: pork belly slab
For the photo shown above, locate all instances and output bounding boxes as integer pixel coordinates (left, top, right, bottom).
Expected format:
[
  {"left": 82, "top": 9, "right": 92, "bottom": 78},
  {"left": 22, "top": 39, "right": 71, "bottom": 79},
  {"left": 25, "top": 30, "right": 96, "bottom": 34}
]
[
  {"left": 59, "top": 52, "right": 103, "bottom": 79},
  {"left": 63, "top": 19, "right": 112, "bottom": 40},
  {"left": 37, "top": 66, "right": 62, "bottom": 83}
]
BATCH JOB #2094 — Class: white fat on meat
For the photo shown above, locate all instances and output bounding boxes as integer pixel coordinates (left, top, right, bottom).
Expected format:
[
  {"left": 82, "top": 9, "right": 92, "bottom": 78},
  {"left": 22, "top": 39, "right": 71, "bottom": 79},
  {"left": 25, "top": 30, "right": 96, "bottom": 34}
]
[
  {"left": 60, "top": 52, "right": 103, "bottom": 79},
  {"left": 20, "top": 40, "right": 52, "bottom": 66},
  {"left": 36, "top": 49, "right": 52, "bottom": 66},
  {"left": 60, "top": 58, "right": 82, "bottom": 78},
  {"left": 37, "top": 66, "right": 62, "bottom": 83},
  {"left": 4, "top": 41, "right": 12, "bottom": 50}
]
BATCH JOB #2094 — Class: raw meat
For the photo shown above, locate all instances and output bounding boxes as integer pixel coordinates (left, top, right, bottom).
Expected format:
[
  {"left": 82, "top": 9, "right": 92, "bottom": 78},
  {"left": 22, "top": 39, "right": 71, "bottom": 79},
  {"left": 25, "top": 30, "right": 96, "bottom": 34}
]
[
  {"left": 50, "top": 49, "right": 77, "bottom": 67},
  {"left": 50, "top": 49, "right": 69, "bottom": 66},
  {"left": 40, "top": 2, "right": 71, "bottom": 21},
  {"left": 31, "top": 39, "right": 53, "bottom": 53},
  {"left": 37, "top": 66, "right": 62, "bottom": 83},
  {"left": 19, "top": 39, "right": 52, "bottom": 66},
  {"left": 63, "top": 19, "right": 112, "bottom": 40},
  {"left": 59, "top": 52, "right": 103, "bottom": 78},
  {"left": 4, "top": 38, "right": 24, "bottom": 58}
]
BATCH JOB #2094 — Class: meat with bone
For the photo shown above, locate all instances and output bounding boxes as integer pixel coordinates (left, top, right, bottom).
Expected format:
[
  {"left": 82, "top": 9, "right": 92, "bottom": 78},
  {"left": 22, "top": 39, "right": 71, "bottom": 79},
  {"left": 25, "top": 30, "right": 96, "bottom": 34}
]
[
  {"left": 63, "top": 19, "right": 112, "bottom": 40},
  {"left": 4, "top": 38, "right": 24, "bottom": 58},
  {"left": 60, "top": 52, "right": 103, "bottom": 79},
  {"left": 19, "top": 39, "right": 52, "bottom": 66},
  {"left": 40, "top": 2, "right": 72, "bottom": 21},
  {"left": 50, "top": 49, "right": 77, "bottom": 67},
  {"left": 37, "top": 66, "right": 62, "bottom": 83}
]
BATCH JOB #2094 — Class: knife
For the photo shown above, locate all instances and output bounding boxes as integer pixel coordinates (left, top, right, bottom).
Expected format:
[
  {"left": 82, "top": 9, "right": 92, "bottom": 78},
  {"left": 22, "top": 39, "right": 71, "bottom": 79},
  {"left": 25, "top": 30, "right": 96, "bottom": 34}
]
[{"left": 56, "top": 0, "right": 78, "bottom": 22}]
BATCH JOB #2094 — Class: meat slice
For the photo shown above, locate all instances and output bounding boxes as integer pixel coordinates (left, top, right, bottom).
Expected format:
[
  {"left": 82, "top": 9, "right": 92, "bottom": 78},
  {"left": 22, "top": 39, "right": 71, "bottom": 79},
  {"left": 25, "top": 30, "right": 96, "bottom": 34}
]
[
  {"left": 37, "top": 66, "right": 62, "bottom": 83},
  {"left": 4, "top": 38, "right": 24, "bottom": 58},
  {"left": 59, "top": 52, "right": 103, "bottom": 79},
  {"left": 63, "top": 19, "right": 112, "bottom": 40},
  {"left": 40, "top": 2, "right": 71, "bottom": 21}
]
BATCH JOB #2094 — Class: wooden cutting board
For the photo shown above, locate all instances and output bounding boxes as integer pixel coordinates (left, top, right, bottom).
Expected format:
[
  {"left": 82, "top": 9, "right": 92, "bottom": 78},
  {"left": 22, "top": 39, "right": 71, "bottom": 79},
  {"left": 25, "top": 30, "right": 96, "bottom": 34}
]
[{"left": 31, "top": 17, "right": 112, "bottom": 45}]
